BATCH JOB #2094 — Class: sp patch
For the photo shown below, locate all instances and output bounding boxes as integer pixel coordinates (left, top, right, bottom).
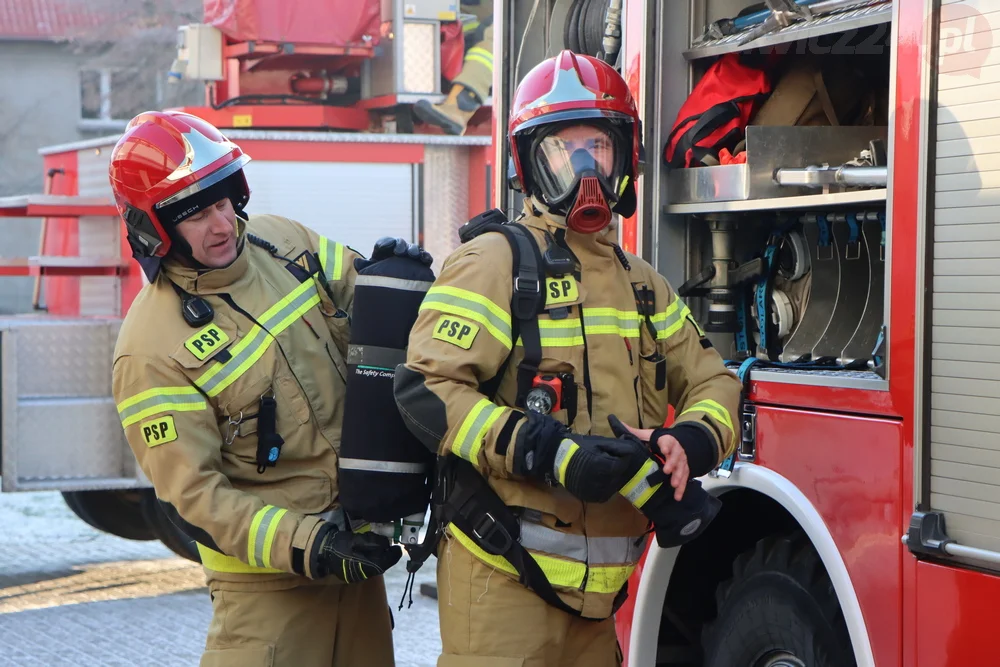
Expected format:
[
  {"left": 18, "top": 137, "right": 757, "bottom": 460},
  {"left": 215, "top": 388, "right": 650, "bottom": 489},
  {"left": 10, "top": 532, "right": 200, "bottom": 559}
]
[
  {"left": 184, "top": 324, "right": 230, "bottom": 361},
  {"left": 433, "top": 315, "right": 480, "bottom": 349},
  {"left": 545, "top": 277, "right": 579, "bottom": 306},
  {"left": 141, "top": 415, "right": 178, "bottom": 447}
]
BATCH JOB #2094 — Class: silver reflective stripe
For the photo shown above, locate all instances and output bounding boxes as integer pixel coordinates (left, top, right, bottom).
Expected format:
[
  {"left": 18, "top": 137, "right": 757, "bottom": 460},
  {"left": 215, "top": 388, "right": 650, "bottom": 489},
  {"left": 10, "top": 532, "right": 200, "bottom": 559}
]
[
  {"left": 253, "top": 506, "right": 282, "bottom": 566},
  {"left": 517, "top": 519, "right": 645, "bottom": 565},
  {"left": 552, "top": 438, "right": 576, "bottom": 483},
  {"left": 519, "top": 521, "right": 588, "bottom": 561},
  {"left": 355, "top": 275, "right": 434, "bottom": 292},
  {"left": 621, "top": 460, "right": 660, "bottom": 508},
  {"left": 347, "top": 344, "right": 407, "bottom": 368},
  {"left": 118, "top": 390, "right": 204, "bottom": 424},
  {"left": 338, "top": 458, "right": 428, "bottom": 474}
]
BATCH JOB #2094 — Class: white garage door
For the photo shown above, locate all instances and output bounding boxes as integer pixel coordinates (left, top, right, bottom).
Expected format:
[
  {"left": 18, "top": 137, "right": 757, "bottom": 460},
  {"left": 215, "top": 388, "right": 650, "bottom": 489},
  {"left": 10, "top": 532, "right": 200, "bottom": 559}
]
[{"left": 241, "top": 160, "right": 416, "bottom": 257}]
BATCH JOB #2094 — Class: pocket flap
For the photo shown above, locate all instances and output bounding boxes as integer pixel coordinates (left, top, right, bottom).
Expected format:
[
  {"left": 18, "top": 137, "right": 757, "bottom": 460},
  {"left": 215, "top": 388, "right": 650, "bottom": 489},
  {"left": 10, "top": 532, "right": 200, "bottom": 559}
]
[{"left": 438, "top": 656, "right": 524, "bottom": 667}]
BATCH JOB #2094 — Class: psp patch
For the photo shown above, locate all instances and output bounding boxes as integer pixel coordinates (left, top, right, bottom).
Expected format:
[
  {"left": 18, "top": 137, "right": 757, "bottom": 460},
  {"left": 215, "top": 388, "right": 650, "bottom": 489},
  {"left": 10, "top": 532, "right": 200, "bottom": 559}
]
[
  {"left": 184, "top": 324, "right": 230, "bottom": 361},
  {"left": 433, "top": 315, "right": 480, "bottom": 349},
  {"left": 545, "top": 276, "right": 579, "bottom": 307},
  {"left": 141, "top": 415, "right": 178, "bottom": 447}
]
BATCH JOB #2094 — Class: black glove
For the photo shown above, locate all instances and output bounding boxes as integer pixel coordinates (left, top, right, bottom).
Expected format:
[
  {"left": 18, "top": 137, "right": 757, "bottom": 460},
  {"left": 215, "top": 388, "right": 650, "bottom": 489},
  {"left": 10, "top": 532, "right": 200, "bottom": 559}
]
[
  {"left": 310, "top": 525, "right": 402, "bottom": 583},
  {"left": 355, "top": 236, "right": 433, "bottom": 272},
  {"left": 608, "top": 414, "right": 722, "bottom": 548},
  {"left": 513, "top": 411, "right": 643, "bottom": 503}
]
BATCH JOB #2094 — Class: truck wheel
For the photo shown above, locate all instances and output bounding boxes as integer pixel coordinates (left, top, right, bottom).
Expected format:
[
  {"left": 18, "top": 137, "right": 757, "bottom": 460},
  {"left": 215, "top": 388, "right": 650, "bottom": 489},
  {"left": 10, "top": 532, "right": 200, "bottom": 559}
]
[
  {"left": 140, "top": 495, "right": 202, "bottom": 563},
  {"left": 61, "top": 490, "right": 157, "bottom": 541},
  {"left": 702, "top": 533, "right": 856, "bottom": 667}
]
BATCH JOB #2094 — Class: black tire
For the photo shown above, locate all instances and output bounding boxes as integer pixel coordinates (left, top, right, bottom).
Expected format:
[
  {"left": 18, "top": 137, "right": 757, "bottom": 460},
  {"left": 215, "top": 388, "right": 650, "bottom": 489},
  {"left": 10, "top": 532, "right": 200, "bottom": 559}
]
[
  {"left": 702, "top": 533, "right": 856, "bottom": 667},
  {"left": 61, "top": 489, "right": 158, "bottom": 541},
  {"left": 140, "top": 494, "right": 202, "bottom": 563}
]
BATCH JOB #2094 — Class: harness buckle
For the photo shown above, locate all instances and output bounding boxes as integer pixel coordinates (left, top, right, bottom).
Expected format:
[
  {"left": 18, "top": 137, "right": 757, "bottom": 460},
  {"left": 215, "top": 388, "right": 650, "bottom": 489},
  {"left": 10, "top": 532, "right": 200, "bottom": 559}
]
[
  {"left": 514, "top": 276, "right": 540, "bottom": 294},
  {"left": 472, "top": 511, "right": 514, "bottom": 556}
]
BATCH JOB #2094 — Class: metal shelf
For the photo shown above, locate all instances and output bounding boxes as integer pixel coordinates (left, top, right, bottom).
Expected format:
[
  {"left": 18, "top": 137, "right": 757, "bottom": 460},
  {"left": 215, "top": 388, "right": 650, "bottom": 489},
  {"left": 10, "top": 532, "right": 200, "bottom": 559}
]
[
  {"left": 685, "top": 0, "right": 893, "bottom": 61},
  {"left": 663, "top": 188, "right": 887, "bottom": 215},
  {"left": 0, "top": 195, "right": 118, "bottom": 218}
]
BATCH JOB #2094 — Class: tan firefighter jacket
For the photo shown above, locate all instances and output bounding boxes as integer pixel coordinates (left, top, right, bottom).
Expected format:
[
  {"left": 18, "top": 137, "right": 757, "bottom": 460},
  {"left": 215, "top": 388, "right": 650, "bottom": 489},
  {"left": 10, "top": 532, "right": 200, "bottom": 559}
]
[
  {"left": 397, "top": 200, "right": 741, "bottom": 618},
  {"left": 112, "top": 214, "right": 361, "bottom": 587}
]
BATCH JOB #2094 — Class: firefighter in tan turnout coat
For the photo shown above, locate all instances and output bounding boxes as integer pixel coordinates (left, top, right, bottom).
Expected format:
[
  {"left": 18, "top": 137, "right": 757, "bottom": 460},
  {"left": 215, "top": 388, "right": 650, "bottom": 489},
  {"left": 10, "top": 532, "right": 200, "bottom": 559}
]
[
  {"left": 395, "top": 52, "right": 741, "bottom": 666},
  {"left": 108, "top": 110, "right": 423, "bottom": 667}
]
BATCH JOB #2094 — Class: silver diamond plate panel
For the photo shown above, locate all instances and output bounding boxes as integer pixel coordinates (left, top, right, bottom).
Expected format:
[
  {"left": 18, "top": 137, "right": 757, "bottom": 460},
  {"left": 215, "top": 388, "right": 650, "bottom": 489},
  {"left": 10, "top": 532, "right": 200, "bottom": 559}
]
[
  {"left": 76, "top": 147, "right": 114, "bottom": 197},
  {"left": 422, "top": 146, "right": 469, "bottom": 275},
  {"left": 0, "top": 320, "right": 134, "bottom": 490},
  {"left": 10, "top": 320, "right": 115, "bottom": 397},
  {"left": 15, "top": 398, "right": 127, "bottom": 482},
  {"left": 403, "top": 21, "right": 439, "bottom": 94}
]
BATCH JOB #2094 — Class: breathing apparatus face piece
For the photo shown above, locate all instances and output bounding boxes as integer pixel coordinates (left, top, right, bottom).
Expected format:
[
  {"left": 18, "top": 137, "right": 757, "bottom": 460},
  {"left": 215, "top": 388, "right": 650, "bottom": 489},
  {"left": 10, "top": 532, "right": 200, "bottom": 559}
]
[{"left": 528, "top": 122, "right": 629, "bottom": 234}]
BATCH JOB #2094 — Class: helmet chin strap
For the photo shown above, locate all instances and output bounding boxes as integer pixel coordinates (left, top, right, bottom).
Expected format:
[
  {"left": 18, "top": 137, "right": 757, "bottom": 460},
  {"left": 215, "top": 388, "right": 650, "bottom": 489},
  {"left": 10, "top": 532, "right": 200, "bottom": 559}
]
[{"left": 566, "top": 175, "right": 612, "bottom": 234}]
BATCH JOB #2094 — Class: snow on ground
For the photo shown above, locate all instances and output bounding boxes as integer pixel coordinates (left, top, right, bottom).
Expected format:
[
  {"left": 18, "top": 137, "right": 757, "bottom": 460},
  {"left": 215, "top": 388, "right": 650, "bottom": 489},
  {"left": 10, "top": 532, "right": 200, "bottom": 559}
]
[{"left": 0, "top": 490, "right": 441, "bottom": 666}]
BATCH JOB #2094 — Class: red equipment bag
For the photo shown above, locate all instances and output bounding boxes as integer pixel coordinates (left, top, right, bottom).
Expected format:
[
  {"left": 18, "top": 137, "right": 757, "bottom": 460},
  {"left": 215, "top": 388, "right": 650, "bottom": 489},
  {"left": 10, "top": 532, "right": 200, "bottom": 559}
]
[
  {"left": 440, "top": 20, "right": 464, "bottom": 81},
  {"left": 663, "top": 54, "right": 772, "bottom": 169}
]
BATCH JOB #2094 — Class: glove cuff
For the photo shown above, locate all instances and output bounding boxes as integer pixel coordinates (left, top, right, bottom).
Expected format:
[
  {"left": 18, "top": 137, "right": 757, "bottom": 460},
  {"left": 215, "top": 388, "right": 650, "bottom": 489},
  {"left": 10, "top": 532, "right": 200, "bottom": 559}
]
[
  {"left": 306, "top": 521, "right": 337, "bottom": 579},
  {"left": 651, "top": 422, "right": 717, "bottom": 478},
  {"left": 513, "top": 411, "right": 567, "bottom": 479}
]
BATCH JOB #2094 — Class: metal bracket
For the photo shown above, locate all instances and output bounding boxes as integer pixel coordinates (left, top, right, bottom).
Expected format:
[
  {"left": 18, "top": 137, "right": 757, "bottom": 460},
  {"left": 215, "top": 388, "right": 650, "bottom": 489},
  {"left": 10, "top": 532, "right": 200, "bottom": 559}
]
[
  {"left": 905, "top": 511, "right": 955, "bottom": 558},
  {"left": 739, "top": 403, "right": 757, "bottom": 462}
]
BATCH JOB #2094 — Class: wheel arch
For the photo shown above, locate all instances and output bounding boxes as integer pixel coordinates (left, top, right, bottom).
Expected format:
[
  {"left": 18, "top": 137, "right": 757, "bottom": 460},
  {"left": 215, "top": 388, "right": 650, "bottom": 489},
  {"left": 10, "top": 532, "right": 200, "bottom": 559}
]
[{"left": 626, "top": 463, "right": 875, "bottom": 667}]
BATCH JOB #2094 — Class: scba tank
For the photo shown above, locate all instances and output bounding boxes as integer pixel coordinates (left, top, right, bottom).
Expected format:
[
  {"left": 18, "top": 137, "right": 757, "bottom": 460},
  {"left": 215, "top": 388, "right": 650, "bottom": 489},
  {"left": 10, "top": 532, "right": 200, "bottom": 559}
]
[{"left": 339, "top": 255, "right": 435, "bottom": 543}]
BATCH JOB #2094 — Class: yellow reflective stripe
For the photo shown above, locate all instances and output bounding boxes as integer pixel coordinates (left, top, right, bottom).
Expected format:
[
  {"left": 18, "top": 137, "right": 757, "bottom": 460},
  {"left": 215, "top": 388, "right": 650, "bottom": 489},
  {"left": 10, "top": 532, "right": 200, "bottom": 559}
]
[
  {"left": 681, "top": 399, "right": 735, "bottom": 437},
  {"left": 450, "top": 525, "right": 632, "bottom": 593},
  {"left": 553, "top": 439, "right": 579, "bottom": 486},
  {"left": 248, "top": 505, "right": 286, "bottom": 567},
  {"left": 620, "top": 459, "right": 661, "bottom": 509},
  {"left": 196, "top": 281, "right": 320, "bottom": 397},
  {"left": 197, "top": 544, "right": 283, "bottom": 574},
  {"left": 318, "top": 237, "right": 344, "bottom": 282},
  {"left": 117, "top": 386, "right": 207, "bottom": 428},
  {"left": 651, "top": 298, "right": 691, "bottom": 340},
  {"left": 516, "top": 318, "right": 585, "bottom": 347},
  {"left": 452, "top": 398, "right": 505, "bottom": 463},
  {"left": 463, "top": 19, "right": 480, "bottom": 32},
  {"left": 467, "top": 46, "right": 493, "bottom": 63},
  {"left": 586, "top": 564, "right": 636, "bottom": 594},
  {"left": 465, "top": 54, "right": 494, "bottom": 71},
  {"left": 583, "top": 307, "right": 641, "bottom": 337},
  {"left": 421, "top": 286, "right": 512, "bottom": 349},
  {"left": 261, "top": 508, "right": 287, "bottom": 569}
]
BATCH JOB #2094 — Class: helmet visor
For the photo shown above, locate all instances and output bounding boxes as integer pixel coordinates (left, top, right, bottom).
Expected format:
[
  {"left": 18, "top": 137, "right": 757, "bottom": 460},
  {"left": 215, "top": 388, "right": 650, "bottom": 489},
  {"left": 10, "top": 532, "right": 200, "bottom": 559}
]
[{"left": 531, "top": 124, "right": 625, "bottom": 203}]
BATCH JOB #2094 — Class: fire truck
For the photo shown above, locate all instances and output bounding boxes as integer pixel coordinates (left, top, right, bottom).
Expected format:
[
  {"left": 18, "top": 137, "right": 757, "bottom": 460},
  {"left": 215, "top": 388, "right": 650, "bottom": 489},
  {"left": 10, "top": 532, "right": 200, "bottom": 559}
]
[
  {"left": 0, "top": 0, "right": 492, "bottom": 560},
  {"left": 484, "top": 0, "right": 995, "bottom": 666}
]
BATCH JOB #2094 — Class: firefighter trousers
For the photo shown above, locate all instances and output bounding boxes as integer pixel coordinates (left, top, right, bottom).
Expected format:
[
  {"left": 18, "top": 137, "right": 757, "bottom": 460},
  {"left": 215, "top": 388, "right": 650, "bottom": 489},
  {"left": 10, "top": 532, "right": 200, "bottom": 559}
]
[
  {"left": 436, "top": 533, "right": 622, "bottom": 667},
  {"left": 200, "top": 575, "right": 394, "bottom": 667}
]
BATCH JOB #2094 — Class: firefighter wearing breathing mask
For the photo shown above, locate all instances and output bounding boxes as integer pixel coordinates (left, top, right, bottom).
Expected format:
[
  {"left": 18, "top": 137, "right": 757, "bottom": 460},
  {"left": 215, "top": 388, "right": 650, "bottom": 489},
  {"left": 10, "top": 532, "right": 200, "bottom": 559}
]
[{"left": 395, "top": 51, "right": 741, "bottom": 666}]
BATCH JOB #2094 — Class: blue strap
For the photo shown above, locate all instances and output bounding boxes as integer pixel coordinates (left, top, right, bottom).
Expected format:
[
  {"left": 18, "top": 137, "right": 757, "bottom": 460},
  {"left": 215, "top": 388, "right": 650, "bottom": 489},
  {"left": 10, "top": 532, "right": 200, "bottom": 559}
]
[
  {"left": 847, "top": 213, "right": 860, "bottom": 245},
  {"left": 718, "top": 357, "right": 760, "bottom": 474},
  {"left": 755, "top": 240, "right": 781, "bottom": 356},
  {"left": 817, "top": 214, "right": 831, "bottom": 247},
  {"left": 735, "top": 288, "right": 751, "bottom": 356}
]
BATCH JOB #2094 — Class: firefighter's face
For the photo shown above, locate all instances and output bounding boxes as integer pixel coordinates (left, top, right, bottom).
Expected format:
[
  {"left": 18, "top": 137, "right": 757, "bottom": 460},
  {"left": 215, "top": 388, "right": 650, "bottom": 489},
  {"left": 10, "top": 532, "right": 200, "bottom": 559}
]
[{"left": 175, "top": 198, "right": 238, "bottom": 267}]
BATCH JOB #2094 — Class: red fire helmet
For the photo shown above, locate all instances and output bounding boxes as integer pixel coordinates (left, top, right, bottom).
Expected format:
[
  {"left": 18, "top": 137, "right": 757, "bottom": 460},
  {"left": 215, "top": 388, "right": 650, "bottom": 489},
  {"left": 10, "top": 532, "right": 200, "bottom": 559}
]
[
  {"left": 108, "top": 110, "right": 250, "bottom": 260},
  {"left": 508, "top": 50, "right": 641, "bottom": 216}
]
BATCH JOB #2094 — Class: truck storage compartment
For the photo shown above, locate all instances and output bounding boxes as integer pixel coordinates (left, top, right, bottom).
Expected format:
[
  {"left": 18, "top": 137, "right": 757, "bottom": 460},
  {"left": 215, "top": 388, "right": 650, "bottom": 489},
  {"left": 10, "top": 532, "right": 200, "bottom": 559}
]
[
  {"left": 660, "top": 0, "right": 893, "bottom": 380},
  {"left": 0, "top": 319, "right": 145, "bottom": 492}
]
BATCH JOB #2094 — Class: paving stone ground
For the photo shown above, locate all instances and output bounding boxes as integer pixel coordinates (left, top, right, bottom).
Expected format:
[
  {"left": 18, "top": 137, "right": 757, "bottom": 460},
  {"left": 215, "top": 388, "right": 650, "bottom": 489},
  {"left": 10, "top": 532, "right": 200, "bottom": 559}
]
[{"left": 0, "top": 490, "right": 441, "bottom": 666}]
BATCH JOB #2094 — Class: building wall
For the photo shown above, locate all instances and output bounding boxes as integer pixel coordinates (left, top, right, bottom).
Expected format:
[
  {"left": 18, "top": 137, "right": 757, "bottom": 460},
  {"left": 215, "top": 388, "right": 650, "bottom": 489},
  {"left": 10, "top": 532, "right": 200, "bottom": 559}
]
[{"left": 0, "top": 41, "right": 88, "bottom": 313}]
